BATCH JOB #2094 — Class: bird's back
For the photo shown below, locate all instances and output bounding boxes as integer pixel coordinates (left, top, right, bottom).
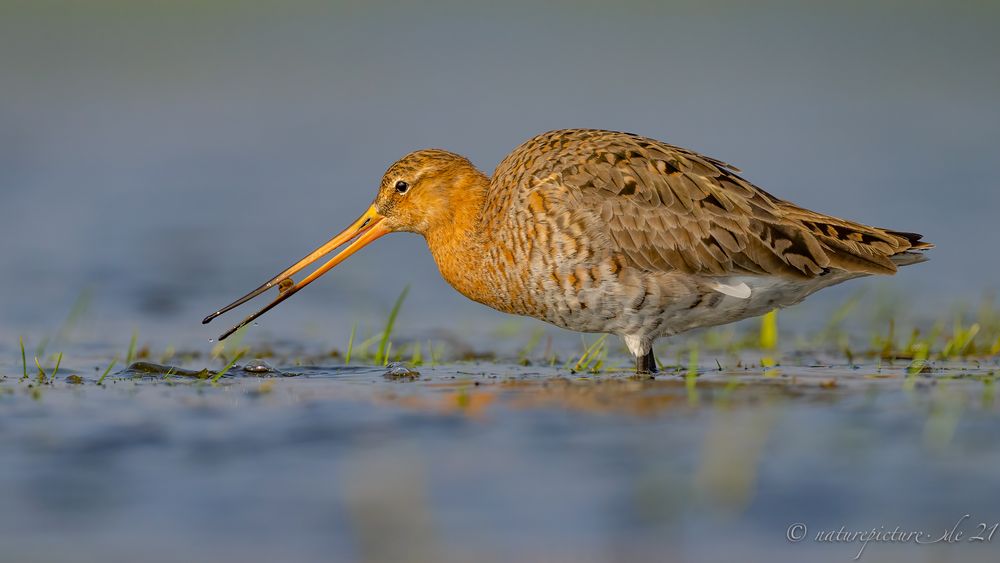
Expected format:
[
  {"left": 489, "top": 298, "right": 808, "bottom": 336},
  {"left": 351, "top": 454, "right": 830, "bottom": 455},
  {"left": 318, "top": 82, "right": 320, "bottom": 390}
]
[{"left": 488, "top": 129, "right": 931, "bottom": 280}]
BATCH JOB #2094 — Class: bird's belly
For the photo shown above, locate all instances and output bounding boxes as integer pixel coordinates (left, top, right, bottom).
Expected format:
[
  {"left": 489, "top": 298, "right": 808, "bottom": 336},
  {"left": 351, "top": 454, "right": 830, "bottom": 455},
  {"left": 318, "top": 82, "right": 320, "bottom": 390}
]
[
  {"left": 501, "top": 266, "right": 861, "bottom": 340},
  {"left": 494, "top": 257, "right": 686, "bottom": 336},
  {"left": 660, "top": 272, "right": 862, "bottom": 335}
]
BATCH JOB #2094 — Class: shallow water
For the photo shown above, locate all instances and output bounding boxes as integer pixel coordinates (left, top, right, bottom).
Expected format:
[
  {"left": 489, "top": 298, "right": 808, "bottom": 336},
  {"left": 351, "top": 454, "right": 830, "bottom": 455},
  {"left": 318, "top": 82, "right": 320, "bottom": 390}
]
[{"left": 2, "top": 354, "right": 998, "bottom": 563}]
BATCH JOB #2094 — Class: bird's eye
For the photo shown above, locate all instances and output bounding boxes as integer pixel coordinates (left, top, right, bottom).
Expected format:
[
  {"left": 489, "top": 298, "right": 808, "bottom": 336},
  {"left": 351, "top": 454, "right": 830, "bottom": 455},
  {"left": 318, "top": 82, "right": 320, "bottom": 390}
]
[{"left": 395, "top": 180, "right": 410, "bottom": 194}]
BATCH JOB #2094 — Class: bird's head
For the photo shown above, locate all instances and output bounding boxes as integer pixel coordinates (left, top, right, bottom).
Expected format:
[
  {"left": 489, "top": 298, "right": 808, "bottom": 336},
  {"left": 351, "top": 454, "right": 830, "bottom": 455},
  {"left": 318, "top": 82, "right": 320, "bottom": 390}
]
[
  {"left": 374, "top": 149, "right": 486, "bottom": 235},
  {"left": 202, "top": 149, "right": 486, "bottom": 340}
]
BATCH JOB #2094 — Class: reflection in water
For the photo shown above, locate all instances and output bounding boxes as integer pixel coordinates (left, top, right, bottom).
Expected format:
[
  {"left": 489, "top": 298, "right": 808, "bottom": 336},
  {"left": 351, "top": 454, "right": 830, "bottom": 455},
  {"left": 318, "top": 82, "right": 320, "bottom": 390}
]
[
  {"left": 343, "top": 450, "right": 443, "bottom": 563},
  {"left": 695, "top": 405, "right": 781, "bottom": 514}
]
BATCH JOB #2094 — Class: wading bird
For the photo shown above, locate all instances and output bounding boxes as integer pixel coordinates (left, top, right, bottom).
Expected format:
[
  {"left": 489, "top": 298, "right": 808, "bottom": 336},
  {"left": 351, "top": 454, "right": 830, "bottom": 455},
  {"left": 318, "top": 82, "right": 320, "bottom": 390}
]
[{"left": 204, "top": 129, "right": 931, "bottom": 373}]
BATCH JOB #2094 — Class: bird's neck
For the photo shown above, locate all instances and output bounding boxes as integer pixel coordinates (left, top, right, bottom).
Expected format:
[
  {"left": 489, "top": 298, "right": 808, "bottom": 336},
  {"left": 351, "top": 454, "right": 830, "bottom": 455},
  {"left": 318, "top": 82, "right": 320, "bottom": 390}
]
[{"left": 423, "top": 170, "right": 495, "bottom": 304}]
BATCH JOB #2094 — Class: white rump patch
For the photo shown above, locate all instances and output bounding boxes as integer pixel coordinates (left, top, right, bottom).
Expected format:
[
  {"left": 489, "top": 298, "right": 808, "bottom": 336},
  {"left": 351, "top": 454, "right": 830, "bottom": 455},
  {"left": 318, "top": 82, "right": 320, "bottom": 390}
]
[{"left": 711, "top": 281, "right": 752, "bottom": 299}]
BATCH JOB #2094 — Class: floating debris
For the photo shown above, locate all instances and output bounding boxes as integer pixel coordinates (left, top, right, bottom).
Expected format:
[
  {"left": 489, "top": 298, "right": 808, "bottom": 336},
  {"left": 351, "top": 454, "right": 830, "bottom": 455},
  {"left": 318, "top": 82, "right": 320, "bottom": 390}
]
[
  {"left": 123, "top": 362, "right": 213, "bottom": 379},
  {"left": 120, "top": 360, "right": 291, "bottom": 380}
]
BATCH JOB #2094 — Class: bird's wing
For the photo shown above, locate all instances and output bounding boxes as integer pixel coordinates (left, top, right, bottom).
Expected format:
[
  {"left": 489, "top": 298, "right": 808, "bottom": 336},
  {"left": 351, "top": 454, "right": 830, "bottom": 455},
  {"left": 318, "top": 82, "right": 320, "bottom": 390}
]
[{"left": 531, "top": 130, "right": 926, "bottom": 278}]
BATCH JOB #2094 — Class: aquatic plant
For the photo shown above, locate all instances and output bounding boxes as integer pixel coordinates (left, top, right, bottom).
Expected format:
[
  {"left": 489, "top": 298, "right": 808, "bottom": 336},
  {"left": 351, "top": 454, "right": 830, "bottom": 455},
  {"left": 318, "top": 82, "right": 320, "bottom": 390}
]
[
  {"left": 375, "top": 285, "right": 409, "bottom": 366},
  {"left": 50, "top": 353, "right": 62, "bottom": 382},
  {"left": 97, "top": 358, "right": 118, "bottom": 385},
  {"left": 940, "top": 318, "right": 980, "bottom": 359},
  {"left": 410, "top": 342, "right": 423, "bottom": 366},
  {"left": 33, "top": 357, "right": 46, "bottom": 383},
  {"left": 382, "top": 341, "right": 393, "bottom": 367},
  {"left": 126, "top": 330, "right": 139, "bottom": 365},
  {"left": 518, "top": 327, "right": 545, "bottom": 365},
  {"left": 210, "top": 352, "right": 244, "bottom": 384},
  {"left": 19, "top": 337, "right": 27, "bottom": 380},
  {"left": 345, "top": 322, "right": 357, "bottom": 365},
  {"left": 570, "top": 334, "right": 608, "bottom": 373},
  {"left": 759, "top": 309, "right": 779, "bottom": 372},
  {"left": 428, "top": 340, "right": 444, "bottom": 366},
  {"left": 759, "top": 310, "right": 778, "bottom": 350}
]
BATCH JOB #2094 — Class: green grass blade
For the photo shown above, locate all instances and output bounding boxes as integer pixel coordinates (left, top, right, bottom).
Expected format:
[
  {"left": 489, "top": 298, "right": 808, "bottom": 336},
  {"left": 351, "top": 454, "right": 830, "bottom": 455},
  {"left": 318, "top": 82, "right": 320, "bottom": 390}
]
[
  {"left": 760, "top": 309, "right": 778, "bottom": 350},
  {"left": 34, "top": 357, "right": 46, "bottom": 382},
  {"left": 50, "top": 353, "right": 62, "bottom": 381},
  {"left": 410, "top": 342, "right": 422, "bottom": 366},
  {"left": 345, "top": 323, "right": 356, "bottom": 365},
  {"left": 354, "top": 333, "right": 380, "bottom": 360},
  {"left": 210, "top": 352, "right": 244, "bottom": 384},
  {"left": 375, "top": 285, "right": 409, "bottom": 365},
  {"left": 572, "top": 334, "right": 607, "bottom": 372},
  {"left": 125, "top": 330, "right": 138, "bottom": 365},
  {"left": 518, "top": 328, "right": 544, "bottom": 364},
  {"left": 687, "top": 346, "right": 699, "bottom": 378},
  {"left": 97, "top": 358, "right": 118, "bottom": 385},
  {"left": 20, "top": 337, "right": 27, "bottom": 379},
  {"left": 428, "top": 340, "right": 438, "bottom": 366}
]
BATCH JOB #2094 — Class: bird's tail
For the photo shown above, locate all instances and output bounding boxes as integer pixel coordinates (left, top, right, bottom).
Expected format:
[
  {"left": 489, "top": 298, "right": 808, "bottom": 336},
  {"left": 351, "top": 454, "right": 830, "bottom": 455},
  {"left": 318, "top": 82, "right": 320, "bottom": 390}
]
[
  {"left": 781, "top": 201, "right": 934, "bottom": 275},
  {"left": 885, "top": 230, "right": 933, "bottom": 267}
]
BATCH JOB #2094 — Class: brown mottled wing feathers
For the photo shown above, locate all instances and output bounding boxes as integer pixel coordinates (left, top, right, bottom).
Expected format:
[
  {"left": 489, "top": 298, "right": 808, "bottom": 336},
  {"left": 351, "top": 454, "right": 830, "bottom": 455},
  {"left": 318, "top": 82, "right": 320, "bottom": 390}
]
[{"left": 510, "top": 130, "right": 928, "bottom": 279}]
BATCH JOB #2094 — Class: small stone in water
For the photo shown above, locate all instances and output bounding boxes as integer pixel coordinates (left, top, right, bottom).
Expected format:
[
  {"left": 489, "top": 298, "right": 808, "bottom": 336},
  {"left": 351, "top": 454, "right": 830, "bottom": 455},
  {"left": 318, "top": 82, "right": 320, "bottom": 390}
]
[
  {"left": 242, "top": 359, "right": 277, "bottom": 374},
  {"left": 384, "top": 363, "right": 420, "bottom": 380}
]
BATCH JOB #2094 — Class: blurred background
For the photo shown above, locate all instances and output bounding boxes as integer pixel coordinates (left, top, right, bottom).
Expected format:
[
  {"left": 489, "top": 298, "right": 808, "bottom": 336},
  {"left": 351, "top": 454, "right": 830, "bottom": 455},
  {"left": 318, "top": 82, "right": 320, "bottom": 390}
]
[
  {"left": 3, "top": 3, "right": 1000, "bottom": 563},
  {"left": 2, "top": 0, "right": 998, "bottom": 349}
]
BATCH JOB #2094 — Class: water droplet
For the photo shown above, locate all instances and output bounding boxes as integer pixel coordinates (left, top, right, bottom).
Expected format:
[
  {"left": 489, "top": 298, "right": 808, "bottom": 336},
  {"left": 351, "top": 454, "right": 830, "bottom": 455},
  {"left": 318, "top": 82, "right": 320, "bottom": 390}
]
[{"left": 208, "top": 338, "right": 214, "bottom": 343}]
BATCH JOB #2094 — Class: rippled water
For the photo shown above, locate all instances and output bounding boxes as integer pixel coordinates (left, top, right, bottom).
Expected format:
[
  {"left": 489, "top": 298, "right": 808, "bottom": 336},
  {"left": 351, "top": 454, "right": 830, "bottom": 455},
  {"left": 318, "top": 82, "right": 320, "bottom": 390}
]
[{"left": 2, "top": 354, "right": 998, "bottom": 563}]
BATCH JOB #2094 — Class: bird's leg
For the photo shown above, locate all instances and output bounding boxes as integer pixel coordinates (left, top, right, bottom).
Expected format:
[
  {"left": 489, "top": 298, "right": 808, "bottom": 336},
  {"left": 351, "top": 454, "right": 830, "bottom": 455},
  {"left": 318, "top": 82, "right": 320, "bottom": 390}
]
[{"left": 635, "top": 350, "right": 657, "bottom": 374}]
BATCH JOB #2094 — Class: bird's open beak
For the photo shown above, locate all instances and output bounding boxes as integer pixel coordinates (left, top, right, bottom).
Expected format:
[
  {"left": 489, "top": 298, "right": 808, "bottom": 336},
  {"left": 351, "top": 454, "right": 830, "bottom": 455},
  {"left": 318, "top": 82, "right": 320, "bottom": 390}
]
[{"left": 202, "top": 204, "right": 390, "bottom": 340}]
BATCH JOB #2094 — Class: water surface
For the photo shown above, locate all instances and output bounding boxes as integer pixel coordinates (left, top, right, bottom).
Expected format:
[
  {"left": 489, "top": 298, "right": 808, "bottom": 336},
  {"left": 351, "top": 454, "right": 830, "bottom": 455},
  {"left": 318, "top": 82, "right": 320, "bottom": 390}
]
[{"left": 2, "top": 354, "right": 997, "bottom": 562}]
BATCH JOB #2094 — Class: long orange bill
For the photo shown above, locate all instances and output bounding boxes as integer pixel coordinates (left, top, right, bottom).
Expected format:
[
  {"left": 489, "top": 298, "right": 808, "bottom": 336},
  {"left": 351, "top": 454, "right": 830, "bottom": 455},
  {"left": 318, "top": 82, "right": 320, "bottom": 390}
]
[{"left": 203, "top": 204, "right": 390, "bottom": 341}]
